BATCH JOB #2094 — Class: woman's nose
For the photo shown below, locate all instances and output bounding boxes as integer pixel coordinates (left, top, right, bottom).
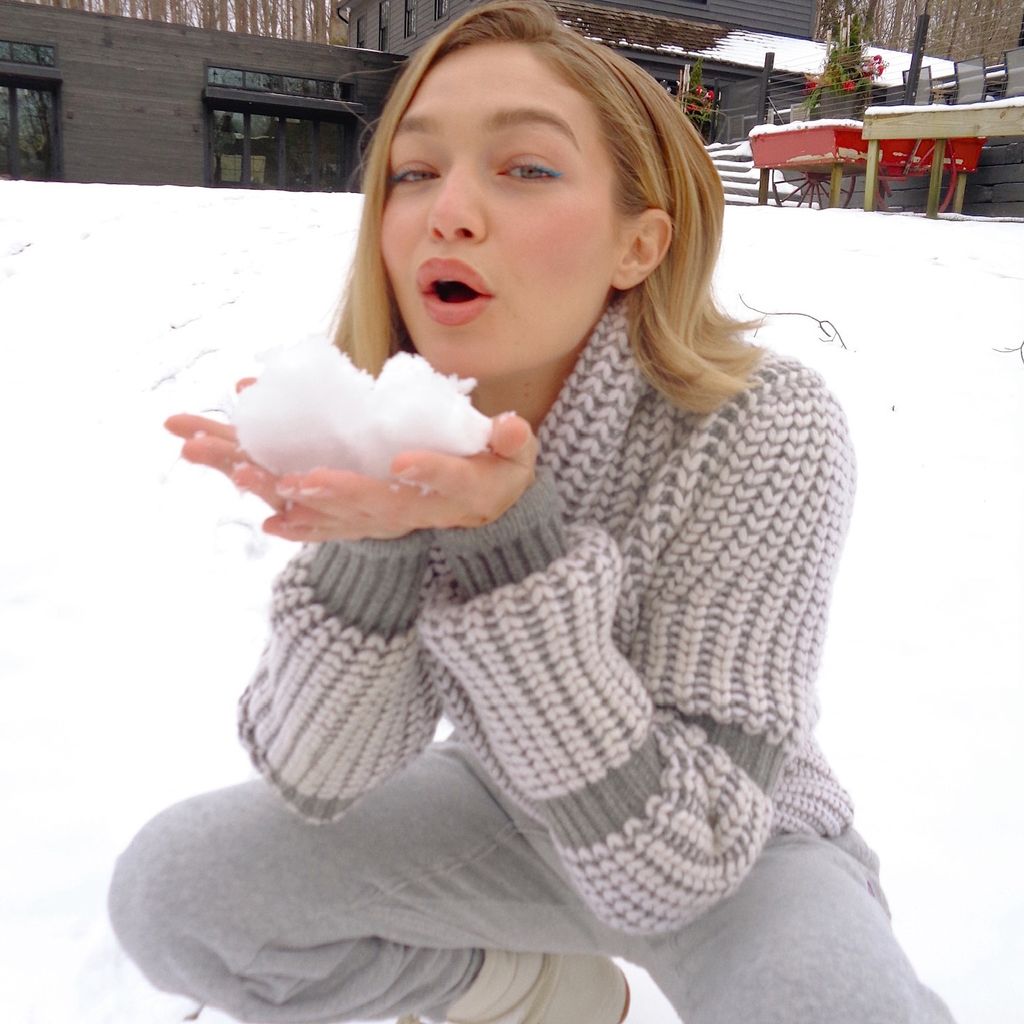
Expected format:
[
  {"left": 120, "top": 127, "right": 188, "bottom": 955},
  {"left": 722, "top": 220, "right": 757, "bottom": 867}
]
[{"left": 428, "top": 170, "right": 486, "bottom": 242}]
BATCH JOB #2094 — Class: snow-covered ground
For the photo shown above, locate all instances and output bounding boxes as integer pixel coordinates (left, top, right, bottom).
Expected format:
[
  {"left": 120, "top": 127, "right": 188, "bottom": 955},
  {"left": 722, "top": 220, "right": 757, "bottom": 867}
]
[{"left": 0, "top": 180, "right": 1021, "bottom": 1024}]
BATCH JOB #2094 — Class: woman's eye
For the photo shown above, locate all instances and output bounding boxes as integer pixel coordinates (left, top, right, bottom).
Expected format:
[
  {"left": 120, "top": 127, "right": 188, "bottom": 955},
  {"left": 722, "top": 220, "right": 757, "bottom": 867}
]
[
  {"left": 506, "top": 163, "right": 562, "bottom": 181},
  {"left": 389, "top": 167, "right": 435, "bottom": 185}
]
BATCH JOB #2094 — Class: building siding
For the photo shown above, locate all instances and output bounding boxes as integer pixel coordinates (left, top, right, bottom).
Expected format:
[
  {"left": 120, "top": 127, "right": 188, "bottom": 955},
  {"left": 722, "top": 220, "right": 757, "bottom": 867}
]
[{"left": 1, "top": 0, "right": 403, "bottom": 186}]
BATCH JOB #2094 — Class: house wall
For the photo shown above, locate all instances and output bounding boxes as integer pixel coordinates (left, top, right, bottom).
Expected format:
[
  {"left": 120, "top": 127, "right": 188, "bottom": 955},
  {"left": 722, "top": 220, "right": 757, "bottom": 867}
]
[{"left": 0, "top": 0, "right": 402, "bottom": 186}]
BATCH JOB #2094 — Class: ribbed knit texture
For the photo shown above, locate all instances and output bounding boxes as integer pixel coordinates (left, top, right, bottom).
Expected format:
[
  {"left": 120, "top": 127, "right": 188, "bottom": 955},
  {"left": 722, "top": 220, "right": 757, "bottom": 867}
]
[{"left": 238, "top": 301, "right": 857, "bottom": 933}]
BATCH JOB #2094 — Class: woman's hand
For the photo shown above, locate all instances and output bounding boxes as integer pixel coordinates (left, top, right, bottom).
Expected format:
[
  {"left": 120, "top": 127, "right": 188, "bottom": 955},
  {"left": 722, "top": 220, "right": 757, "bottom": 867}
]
[{"left": 165, "top": 383, "right": 538, "bottom": 544}]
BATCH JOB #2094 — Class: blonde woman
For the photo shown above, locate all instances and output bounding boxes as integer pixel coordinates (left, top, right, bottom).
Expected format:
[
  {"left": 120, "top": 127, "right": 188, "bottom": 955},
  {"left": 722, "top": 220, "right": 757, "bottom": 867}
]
[{"left": 110, "top": 2, "right": 956, "bottom": 1022}]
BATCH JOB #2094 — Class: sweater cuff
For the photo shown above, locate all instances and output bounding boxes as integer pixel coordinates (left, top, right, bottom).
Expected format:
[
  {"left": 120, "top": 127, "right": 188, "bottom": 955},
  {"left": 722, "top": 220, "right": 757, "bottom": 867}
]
[
  {"left": 304, "top": 532, "right": 432, "bottom": 639},
  {"left": 434, "top": 468, "right": 568, "bottom": 599},
  {"left": 539, "top": 720, "right": 786, "bottom": 851}
]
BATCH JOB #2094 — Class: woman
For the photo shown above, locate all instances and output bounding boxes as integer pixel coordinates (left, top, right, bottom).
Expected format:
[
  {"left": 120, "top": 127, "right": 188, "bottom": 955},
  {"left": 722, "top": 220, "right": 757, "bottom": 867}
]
[{"left": 109, "top": 2, "right": 956, "bottom": 1022}]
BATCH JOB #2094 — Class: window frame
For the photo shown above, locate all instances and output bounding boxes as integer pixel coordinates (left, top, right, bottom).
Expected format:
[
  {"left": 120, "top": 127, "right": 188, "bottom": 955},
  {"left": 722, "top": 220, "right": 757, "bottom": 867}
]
[
  {"left": 1, "top": 37, "right": 62, "bottom": 181},
  {"left": 205, "top": 106, "right": 357, "bottom": 192}
]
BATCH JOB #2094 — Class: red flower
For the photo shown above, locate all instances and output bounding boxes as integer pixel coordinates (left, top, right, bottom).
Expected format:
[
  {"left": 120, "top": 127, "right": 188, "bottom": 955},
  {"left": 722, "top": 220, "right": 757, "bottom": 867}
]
[{"left": 842, "top": 80, "right": 856, "bottom": 91}]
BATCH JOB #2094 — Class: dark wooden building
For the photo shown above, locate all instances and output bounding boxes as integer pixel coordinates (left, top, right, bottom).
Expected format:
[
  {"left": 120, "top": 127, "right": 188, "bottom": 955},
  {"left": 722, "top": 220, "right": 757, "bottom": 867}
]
[
  {"left": 345, "top": 0, "right": 817, "bottom": 146},
  {"left": 349, "top": 0, "right": 814, "bottom": 58},
  {"left": 0, "top": 0, "right": 404, "bottom": 188}
]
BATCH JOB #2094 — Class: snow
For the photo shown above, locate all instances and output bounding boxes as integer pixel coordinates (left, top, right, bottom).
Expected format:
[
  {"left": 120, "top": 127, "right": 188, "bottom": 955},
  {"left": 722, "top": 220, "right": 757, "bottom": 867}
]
[
  {"left": 749, "top": 118, "right": 866, "bottom": 137},
  {"left": 233, "top": 338, "right": 492, "bottom": 478},
  {"left": 865, "top": 95, "right": 1024, "bottom": 116},
  {"left": 1, "top": 180, "right": 1022, "bottom": 1024}
]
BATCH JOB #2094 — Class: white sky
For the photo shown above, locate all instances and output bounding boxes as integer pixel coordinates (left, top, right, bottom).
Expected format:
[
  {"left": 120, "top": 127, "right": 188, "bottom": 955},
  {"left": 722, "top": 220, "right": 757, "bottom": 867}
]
[{"left": 0, "top": 181, "right": 1021, "bottom": 1024}]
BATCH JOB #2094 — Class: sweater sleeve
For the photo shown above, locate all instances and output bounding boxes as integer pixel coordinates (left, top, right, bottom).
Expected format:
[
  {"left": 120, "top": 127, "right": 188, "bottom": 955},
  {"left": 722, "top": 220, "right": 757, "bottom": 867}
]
[
  {"left": 238, "top": 532, "right": 443, "bottom": 821},
  {"left": 420, "top": 369, "right": 855, "bottom": 934}
]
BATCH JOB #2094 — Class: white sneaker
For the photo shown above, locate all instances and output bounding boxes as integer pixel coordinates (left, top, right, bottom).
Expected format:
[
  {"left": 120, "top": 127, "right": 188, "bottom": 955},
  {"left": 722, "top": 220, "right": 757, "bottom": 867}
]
[{"left": 443, "top": 952, "right": 629, "bottom": 1024}]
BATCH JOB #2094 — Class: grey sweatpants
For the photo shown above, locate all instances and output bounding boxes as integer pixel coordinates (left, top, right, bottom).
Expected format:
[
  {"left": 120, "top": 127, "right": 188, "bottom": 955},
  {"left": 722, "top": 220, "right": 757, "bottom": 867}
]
[{"left": 108, "top": 740, "right": 955, "bottom": 1024}]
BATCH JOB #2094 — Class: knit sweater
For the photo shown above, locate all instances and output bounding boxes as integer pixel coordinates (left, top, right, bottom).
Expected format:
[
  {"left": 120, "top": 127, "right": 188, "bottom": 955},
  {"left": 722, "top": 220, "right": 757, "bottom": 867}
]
[{"left": 238, "top": 302, "right": 857, "bottom": 936}]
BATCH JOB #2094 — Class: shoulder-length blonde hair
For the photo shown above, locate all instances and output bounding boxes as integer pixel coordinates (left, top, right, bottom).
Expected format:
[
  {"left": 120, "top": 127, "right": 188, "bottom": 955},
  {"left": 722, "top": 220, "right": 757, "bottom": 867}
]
[{"left": 334, "top": 0, "right": 761, "bottom": 415}]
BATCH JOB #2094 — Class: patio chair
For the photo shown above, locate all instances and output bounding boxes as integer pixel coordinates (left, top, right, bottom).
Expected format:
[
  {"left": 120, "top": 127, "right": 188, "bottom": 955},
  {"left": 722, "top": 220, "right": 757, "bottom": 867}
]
[
  {"left": 954, "top": 56, "right": 986, "bottom": 104},
  {"left": 902, "top": 64, "right": 933, "bottom": 104},
  {"left": 1004, "top": 46, "right": 1024, "bottom": 98}
]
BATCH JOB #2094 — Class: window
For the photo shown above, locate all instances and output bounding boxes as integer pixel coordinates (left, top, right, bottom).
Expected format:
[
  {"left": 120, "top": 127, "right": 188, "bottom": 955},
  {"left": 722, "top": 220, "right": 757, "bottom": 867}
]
[
  {"left": 378, "top": 1, "right": 389, "bottom": 50},
  {"left": 1, "top": 86, "right": 57, "bottom": 180},
  {"left": 355, "top": 16, "right": 366, "bottom": 48},
  {"left": 209, "top": 109, "right": 352, "bottom": 191},
  {"left": 0, "top": 41, "right": 56, "bottom": 67},
  {"left": 433, "top": 0, "right": 447, "bottom": 19},
  {"left": 404, "top": 0, "right": 416, "bottom": 38},
  {"left": 207, "top": 66, "right": 350, "bottom": 101}
]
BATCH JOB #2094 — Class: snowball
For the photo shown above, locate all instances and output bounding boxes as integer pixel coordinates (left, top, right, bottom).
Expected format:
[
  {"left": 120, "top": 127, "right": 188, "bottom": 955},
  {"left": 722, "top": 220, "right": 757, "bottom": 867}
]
[{"left": 233, "top": 335, "right": 493, "bottom": 478}]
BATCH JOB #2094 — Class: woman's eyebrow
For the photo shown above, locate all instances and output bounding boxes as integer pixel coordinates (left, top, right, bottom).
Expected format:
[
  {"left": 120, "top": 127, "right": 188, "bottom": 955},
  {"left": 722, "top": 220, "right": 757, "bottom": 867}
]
[{"left": 394, "top": 107, "right": 580, "bottom": 151}]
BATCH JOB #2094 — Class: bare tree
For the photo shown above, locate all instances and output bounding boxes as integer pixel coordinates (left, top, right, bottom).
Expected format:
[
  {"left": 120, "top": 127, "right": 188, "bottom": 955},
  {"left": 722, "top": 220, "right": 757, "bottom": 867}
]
[
  {"left": 816, "top": 0, "right": 1024, "bottom": 61},
  {"left": 25, "top": 0, "right": 340, "bottom": 43}
]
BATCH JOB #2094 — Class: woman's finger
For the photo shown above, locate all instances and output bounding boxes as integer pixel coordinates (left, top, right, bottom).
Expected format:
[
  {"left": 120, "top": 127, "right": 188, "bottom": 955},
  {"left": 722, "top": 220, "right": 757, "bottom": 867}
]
[
  {"left": 262, "top": 507, "right": 411, "bottom": 543},
  {"left": 488, "top": 413, "right": 536, "bottom": 466},
  {"left": 165, "top": 413, "right": 237, "bottom": 443},
  {"left": 180, "top": 433, "right": 247, "bottom": 476},
  {"left": 274, "top": 469, "right": 435, "bottom": 527},
  {"left": 235, "top": 377, "right": 258, "bottom": 394},
  {"left": 232, "top": 461, "right": 286, "bottom": 512}
]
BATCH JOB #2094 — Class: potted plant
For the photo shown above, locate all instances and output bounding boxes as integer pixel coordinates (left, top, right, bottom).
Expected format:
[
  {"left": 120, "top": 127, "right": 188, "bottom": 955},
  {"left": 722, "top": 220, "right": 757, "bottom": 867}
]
[
  {"left": 680, "top": 58, "right": 718, "bottom": 141},
  {"left": 805, "top": 16, "right": 887, "bottom": 120}
]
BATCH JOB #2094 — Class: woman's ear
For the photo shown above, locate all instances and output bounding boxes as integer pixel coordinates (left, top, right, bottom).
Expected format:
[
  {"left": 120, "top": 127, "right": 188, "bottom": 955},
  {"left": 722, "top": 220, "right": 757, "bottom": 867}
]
[{"left": 611, "top": 208, "right": 673, "bottom": 290}]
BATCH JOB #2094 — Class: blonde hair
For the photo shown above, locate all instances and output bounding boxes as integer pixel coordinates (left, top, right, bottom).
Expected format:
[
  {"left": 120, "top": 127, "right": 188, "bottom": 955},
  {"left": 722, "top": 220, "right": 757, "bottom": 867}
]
[{"left": 334, "top": 0, "right": 761, "bottom": 414}]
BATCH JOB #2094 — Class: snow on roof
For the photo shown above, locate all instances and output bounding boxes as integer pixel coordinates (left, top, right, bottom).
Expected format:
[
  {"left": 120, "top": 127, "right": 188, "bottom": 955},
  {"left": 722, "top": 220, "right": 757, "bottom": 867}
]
[
  {"left": 689, "top": 28, "right": 954, "bottom": 86},
  {"left": 551, "top": 0, "right": 954, "bottom": 85}
]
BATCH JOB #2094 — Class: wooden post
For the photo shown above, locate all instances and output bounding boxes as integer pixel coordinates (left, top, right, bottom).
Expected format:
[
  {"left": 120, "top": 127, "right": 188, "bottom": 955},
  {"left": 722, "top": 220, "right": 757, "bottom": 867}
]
[
  {"left": 758, "top": 167, "right": 770, "bottom": 205},
  {"left": 926, "top": 139, "right": 946, "bottom": 218},
  {"left": 829, "top": 162, "right": 843, "bottom": 208},
  {"left": 863, "top": 139, "right": 880, "bottom": 211},
  {"left": 953, "top": 171, "right": 968, "bottom": 213}
]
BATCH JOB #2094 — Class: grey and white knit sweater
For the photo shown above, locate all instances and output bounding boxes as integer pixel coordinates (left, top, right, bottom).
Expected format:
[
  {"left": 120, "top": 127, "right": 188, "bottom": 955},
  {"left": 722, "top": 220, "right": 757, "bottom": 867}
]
[{"left": 238, "top": 302, "right": 857, "bottom": 935}]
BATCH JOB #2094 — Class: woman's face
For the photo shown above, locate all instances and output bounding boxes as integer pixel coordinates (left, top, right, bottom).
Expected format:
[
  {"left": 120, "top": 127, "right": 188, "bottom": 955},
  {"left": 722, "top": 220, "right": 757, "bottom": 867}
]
[{"left": 380, "top": 42, "right": 641, "bottom": 423}]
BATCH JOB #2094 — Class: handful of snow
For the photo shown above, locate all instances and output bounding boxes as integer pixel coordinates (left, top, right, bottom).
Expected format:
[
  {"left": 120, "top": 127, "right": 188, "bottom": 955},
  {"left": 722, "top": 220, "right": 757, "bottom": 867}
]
[{"left": 233, "top": 335, "right": 494, "bottom": 478}]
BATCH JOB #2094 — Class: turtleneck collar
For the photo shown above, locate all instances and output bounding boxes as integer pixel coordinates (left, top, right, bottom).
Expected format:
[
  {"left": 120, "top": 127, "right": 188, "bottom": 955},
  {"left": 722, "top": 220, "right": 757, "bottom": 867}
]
[{"left": 536, "top": 300, "right": 649, "bottom": 524}]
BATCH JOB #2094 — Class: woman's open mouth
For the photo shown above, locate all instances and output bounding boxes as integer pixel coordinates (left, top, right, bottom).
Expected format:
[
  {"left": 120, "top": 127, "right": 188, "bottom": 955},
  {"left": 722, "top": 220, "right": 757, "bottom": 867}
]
[
  {"left": 434, "top": 280, "right": 481, "bottom": 303},
  {"left": 417, "top": 259, "right": 494, "bottom": 327}
]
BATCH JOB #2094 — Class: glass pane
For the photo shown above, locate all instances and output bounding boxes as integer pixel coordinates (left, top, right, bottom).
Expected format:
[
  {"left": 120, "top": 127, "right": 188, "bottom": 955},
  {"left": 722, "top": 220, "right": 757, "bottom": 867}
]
[
  {"left": 265, "top": 74, "right": 284, "bottom": 94},
  {"left": 17, "top": 88, "right": 53, "bottom": 180},
  {"left": 211, "top": 109, "right": 243, "bottom": 184},
  {"left": 250, "top": 113, "right": 278, "bottom": 188},
  {"left": 244, "top": 71, "right": 270, "bottom": 91},
  {"left": 12, "top": 43, "right": 37, "bottom": 64},
  {"left": 1, "top": 91, "right": 10, "bottom": 178},
  {"left": 36, "top": 45, "right": 55, "bottom": 67},
  {"left": 283, "top": 76, "right": 308, "bottom": 96},
  {"left": 0, "top": 42, "right": 11, "bottom": 62},
  {"left": 209, "top": 67, "right": 244, "bottom": 87},
  {"left": 284, "top": 117, "right": 312, "bottom": 189},
  {"left": 318, "top": 122, "right": 344, "bottom": 191}
]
